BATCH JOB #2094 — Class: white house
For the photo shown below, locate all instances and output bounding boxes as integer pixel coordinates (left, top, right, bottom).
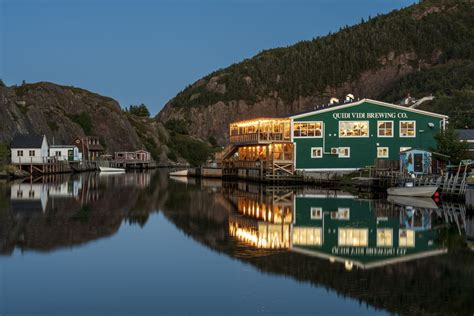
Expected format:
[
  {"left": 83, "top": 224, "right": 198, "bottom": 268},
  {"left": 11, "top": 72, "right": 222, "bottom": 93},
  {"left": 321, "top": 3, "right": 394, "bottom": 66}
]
[
  {"left": 11, "top": 134, "right": 49, "bottom": 164},
  {"left": 49, "top": 145, "right": 82, "bottom": 162}
]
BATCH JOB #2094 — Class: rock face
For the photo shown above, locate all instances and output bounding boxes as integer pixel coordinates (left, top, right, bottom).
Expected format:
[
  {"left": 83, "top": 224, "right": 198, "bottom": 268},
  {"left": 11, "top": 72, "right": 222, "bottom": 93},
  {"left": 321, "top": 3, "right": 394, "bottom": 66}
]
[{"left": 0, "top": 82, "right": 169, "bottom": 164}]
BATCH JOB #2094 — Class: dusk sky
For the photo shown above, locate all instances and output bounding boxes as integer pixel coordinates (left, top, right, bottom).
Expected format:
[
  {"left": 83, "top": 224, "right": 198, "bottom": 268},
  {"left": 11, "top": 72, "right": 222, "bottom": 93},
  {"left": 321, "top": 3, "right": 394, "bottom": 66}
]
[{"left": 1, "top": 0, "right": 415, "bottom": 115}]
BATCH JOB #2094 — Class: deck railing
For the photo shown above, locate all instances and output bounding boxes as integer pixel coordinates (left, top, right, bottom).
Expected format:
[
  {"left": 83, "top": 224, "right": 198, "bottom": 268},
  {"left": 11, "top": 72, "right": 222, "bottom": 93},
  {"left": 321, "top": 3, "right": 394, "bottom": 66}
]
[{"left": 230, "top": 132, "right": 290, "bottom": 145}]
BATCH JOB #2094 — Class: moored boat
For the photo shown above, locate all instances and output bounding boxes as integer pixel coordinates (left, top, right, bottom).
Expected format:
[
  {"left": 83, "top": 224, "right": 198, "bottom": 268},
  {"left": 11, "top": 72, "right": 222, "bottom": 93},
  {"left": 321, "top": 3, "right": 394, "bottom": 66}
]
[
  {"left": 169, "top": 169, "right": 188, "bottom": 177},
  {"left": 387, "top": 185, "right": 438, "bottom": 197},
  {"left": 99, "top": 166, "right": 125, "bottom": 173}
]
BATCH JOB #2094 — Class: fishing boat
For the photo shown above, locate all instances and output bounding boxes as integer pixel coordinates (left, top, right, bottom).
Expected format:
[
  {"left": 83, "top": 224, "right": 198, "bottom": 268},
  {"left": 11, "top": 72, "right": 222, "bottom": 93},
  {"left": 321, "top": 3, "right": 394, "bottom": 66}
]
[
  {"left": 387, "top": 185, "right": 438, "bottom": 197},
  {"left": 99, "top": 166, "right": 125, "bottom": 173},
  {"left": 169, "top": 169, "right": 188, "bottom": 177}
]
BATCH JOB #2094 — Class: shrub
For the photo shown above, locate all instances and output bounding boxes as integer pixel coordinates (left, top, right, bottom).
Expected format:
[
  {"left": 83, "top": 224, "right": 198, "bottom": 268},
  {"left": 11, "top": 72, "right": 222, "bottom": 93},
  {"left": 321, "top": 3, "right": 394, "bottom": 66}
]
[{"left": 69, "top": 112, "right": 93, "bottom": 134}]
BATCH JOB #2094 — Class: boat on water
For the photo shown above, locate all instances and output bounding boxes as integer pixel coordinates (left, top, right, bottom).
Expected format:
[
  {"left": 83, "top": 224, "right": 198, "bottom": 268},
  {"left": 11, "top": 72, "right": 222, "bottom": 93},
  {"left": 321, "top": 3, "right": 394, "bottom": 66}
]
[
  {"left": 99, "top": 166, "right": 125, "bottom": 173},
  {"left": 387, "top": 185, "right": 438, "bottom": 197},
  {"left": 169, "top": 169, "right": 188, "bottom": 177}
]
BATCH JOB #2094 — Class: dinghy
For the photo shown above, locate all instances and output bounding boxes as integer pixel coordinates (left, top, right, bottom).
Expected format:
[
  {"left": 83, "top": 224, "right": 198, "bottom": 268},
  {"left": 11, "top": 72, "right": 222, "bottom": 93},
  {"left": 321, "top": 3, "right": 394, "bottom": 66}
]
[
  {"left": 169, "top": 169, "right": 188, "bottom": 177},
  {"left": 99, "top": 166, "right": 125, "bottom": 173},
  {"left": 387, "top": 185, "right": 438, "bottom": 197}
]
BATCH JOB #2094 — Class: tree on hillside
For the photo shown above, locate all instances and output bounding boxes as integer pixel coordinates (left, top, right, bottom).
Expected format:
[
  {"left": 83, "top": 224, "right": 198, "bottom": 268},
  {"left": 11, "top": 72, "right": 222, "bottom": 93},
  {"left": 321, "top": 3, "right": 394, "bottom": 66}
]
[
  {"left": 128, "top": 103, "right": 150, "bottom": 117},
  {"left": 0, "top": 79, "right": 5, "bottom": 87},
  {"left": 434, "top": 128, "right": 468, "bottom": 163}
]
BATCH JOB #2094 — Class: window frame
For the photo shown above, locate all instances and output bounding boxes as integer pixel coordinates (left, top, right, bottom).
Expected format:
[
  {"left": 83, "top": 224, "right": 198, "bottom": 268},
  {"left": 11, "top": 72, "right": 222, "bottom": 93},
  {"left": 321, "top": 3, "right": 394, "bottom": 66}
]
[
  {"left": 293, "top": 121, "right": 323, "bottom": 138},
  {"left": 338, "top": 147, "right": 350, "bottom": 158},
  {"left": 377, "top": 147, "right": 389, "bottom": 158},
  {"left": 377, "top": 120, "right": 394, "bottom": 138},
  {"left": 29, "top": 150, "right": 35, "bottom": 157},
  {"left": 399, "top": 120, "right": 416, "bottom": 138},
  {"left": 338, "top": 120, "right": 369, "bottom": 138},
  {"left": 17, "top": 150, "right": 23, "bottom": 157},
  {"left": 376, "top": 228, "right": 393, "bottom": 247},
  {"left": 310, "top": 207, "right": 323, "bottom": 220},
  {"left": 310, "top": 147, "right": 323, "bottom": 158},
  {"left": 399, "top": 229, "right": 415, "bottom": 248}
]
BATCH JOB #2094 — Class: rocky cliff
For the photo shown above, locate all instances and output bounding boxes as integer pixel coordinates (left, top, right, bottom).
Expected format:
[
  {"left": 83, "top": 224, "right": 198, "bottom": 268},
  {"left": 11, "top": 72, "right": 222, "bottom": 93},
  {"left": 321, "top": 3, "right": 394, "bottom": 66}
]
[
  {"left": 0, "top": 82, "right": 171, "bottom": 164},
  {"left": 157, "top": 0, "right": 474, "bottom": 144}
]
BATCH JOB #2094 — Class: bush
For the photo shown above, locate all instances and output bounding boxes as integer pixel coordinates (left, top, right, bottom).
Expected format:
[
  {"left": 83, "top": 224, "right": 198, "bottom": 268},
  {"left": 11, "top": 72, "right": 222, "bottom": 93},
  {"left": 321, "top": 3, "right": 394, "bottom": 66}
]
[
  {"left": 128, "top": 103, "right": 150, "bottom": 117},
  {"left": 434, "top": 128, "right": 469, "bottom": 163},
  {"left": 165, "top": 119, "right": 188, "bottom": 135},
  {"left": 167, "top": 134, "right": 211, "bottom": 166},
  {"left": 69, "top": 112, "right": 93, "bottom": 134}
]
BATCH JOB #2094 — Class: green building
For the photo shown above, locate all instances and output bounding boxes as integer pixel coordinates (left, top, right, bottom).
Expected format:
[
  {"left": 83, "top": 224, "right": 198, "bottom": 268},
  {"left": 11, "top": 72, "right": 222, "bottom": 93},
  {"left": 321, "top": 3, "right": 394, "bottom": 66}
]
[
  {"left": 225, "top": 98, "right": 448, "bottom": 176},
  {"left": 291, "top": 99, "right": 448, "bottom": 171}
]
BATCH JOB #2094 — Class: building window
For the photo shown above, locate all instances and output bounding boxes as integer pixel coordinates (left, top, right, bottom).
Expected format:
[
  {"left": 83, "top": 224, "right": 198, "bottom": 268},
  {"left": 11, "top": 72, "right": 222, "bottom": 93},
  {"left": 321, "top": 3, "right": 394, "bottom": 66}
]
[
  {"left": 29, "top": 150, "right": 35, "bottom": 157},
  {"left": 377, "top": 229, "right": 393, "bottom": 247},
  {"left": 338, "top": 147, "right": 350, "bottom": 158},
  {"left": 17, "top": 190, "right": 23, "bottom": 198},
  {"left": 28, "top": 190, "right": 35, "bottom": 198},
  {"left": 55, "top": 151, "right": 61, "bottom": 157},
  {"left": 292, "top": 227, "right": 322, "bottom": 246},
  {"left": 310, "top": 207, "right": 322, "bottom": 219},
  {"left": 400, "top": 121, "right": 416, "bottom": 137},
  {"left": 338, "top": 228, "right": 368, "bottom": 247},
  {"left": 293, "top": 122, "right": 323, "bottom": 138},
  {"left": 339, "top": 121, "right": 369, "bottom": 137},
  {"left": 311, "top": 147, "right": 323, "bottom": 158},
  {"left": 377, "top": 121, "right": 393, "bottom": 137},
  {"left": 377, "top": 147, "right": 389, "bottom": 158},
  {"left": 17, "top": 150, "right": 23, "bottom": 157},
  {"left": 331, "top": 208, "right": 350, "bottom": 220},
  {"left": 399, "top": 229, "right": 415, "bottom": 247}
]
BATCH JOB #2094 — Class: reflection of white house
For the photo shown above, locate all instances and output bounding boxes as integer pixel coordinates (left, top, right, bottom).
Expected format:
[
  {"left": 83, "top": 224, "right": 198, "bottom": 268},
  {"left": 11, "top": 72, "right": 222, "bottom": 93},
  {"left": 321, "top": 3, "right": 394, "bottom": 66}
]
[
  {"left": 11, "top": 134, "right": 49, "bottom": 164},
  {"left": 49, "top": 145, "right": 82, "bottom": 162},
  {"left": 49, "top": 179, "right": 81, "bottom": 198},
  {"left": 10, "top": 183, "right": 49, "bottom": 212}
]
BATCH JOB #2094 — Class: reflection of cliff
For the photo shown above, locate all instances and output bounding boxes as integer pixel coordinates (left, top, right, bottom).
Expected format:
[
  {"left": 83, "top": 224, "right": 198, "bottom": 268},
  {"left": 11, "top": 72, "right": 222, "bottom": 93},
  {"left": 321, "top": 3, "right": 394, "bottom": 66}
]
[
  {"left": 160, "top": 185, "right": 474, "bottom": 316},
  {"left": 0, "top": 172, "right": 164, "bottom": 255}
]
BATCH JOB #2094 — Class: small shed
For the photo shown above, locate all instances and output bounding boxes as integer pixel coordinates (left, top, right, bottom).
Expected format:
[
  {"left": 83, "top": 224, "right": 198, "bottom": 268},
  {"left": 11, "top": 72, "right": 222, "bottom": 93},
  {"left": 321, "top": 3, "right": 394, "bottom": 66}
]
[
  {"left": 399, "top": 148, "right": 448, "bottom": 175},
  {"left": 49, "top": 145, "right": 82, "bottom": 162}
]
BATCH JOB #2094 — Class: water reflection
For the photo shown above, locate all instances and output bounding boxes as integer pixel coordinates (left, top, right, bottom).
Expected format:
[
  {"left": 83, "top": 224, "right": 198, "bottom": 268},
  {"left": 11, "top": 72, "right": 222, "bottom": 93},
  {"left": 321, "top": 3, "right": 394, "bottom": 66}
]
[{"left": 0, "top": 171, "right": 473, "bottom": 315}]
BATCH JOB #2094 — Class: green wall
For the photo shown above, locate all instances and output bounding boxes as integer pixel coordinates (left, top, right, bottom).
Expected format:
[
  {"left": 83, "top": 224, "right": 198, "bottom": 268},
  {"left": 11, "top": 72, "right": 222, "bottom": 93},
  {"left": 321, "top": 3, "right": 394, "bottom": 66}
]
[{"left": 293, "top": 101, "right": 445, "bottom": 170}]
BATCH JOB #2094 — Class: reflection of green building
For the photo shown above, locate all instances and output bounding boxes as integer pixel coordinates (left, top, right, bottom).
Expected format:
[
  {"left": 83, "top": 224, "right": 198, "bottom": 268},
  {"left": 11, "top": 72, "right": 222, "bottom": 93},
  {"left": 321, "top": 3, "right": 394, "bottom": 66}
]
[{"left": 292, "top": 194, "right": 447, "bottom": 270}]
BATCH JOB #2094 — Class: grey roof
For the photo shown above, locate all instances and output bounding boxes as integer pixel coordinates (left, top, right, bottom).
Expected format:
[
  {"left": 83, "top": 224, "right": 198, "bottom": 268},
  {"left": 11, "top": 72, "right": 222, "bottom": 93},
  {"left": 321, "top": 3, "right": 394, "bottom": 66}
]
[
  {"left": 11, "top": 134, "right": 45, "bottom": 149},
  {"left": 456, "top": 129, "right": 474, "bottom": 140}
]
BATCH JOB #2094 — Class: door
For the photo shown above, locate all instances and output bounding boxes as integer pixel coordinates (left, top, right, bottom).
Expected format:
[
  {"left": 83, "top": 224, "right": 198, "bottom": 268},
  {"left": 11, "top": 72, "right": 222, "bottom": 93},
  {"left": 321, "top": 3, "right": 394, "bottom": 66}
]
[
  {"left": 414, "top": 154, "right": 423, "bottom": 173},
  {"left": 68, "top": 150, "right": 74, "bottom": 161}
]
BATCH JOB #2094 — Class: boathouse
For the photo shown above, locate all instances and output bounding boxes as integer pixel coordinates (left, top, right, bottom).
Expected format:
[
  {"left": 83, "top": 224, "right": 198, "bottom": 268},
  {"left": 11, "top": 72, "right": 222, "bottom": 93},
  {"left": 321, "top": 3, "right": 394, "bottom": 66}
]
[
  {"left": 11, "top": 134, "right": 49, "bottom": 164},
  {"left": 224, "top": 98, "right": 449, "bottom": 177},
  {"left": 73, "top": 136, "right": 104, "bottom": 160}
]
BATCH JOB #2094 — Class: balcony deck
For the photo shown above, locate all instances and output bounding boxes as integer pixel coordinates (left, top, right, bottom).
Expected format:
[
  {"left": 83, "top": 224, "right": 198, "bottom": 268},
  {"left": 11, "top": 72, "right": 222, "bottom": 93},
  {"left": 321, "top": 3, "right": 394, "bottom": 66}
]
[{"left": 229, "top": 118, "right": 291, "bottom": 145}]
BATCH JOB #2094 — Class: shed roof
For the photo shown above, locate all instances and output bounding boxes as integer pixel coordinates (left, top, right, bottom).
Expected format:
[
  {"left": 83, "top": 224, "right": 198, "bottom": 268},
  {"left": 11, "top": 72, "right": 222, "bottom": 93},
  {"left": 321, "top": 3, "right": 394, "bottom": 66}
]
[
  {"left": 456, "top": 129, "right": 474, "bottom": 140},
  {"left": 290, "top": 98, "right": 448, "bottom": 119},
  {"left": 11, "top": 134, "right": 46, "bottom": 149}
]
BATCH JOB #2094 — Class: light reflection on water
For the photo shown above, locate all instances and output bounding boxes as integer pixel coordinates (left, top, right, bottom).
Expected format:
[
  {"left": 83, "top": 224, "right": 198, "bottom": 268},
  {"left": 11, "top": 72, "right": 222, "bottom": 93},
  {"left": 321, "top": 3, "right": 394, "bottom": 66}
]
[{"left": 0, "top": 171, "right": 473, "bottom": 315}]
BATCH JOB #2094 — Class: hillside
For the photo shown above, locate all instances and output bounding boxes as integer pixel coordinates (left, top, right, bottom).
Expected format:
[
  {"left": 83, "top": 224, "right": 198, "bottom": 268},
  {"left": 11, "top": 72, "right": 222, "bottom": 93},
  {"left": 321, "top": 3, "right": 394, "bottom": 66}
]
[
  {"left": 158, "top": 0, "right": 474, "bottom": 144},
  {"left": 0, "top": 82, "right": 173, "bottom": 164}
]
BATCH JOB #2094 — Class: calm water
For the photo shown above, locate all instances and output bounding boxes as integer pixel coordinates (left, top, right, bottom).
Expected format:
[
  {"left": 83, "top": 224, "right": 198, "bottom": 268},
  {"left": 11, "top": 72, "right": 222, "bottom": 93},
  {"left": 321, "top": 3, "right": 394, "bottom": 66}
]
[{"left": 0, "top": 171, "right": 473, "bottom": 316}]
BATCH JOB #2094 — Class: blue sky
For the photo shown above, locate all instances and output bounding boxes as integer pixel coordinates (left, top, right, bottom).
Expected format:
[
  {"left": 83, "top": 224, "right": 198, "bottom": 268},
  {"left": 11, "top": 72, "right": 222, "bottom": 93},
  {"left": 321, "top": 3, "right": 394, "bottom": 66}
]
[{"left": 1, "top": 0, "right": 415, "bottom": 115}]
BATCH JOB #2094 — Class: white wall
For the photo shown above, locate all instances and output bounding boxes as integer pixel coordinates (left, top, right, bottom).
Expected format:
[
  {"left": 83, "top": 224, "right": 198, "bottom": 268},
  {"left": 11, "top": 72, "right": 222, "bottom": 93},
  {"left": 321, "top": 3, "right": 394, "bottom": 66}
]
[
  {"left": 49, "top": 147, "right": 81, "bottom": 161},
  {"left": 11, "top": 136, "right": 50, "bottom": 164}
]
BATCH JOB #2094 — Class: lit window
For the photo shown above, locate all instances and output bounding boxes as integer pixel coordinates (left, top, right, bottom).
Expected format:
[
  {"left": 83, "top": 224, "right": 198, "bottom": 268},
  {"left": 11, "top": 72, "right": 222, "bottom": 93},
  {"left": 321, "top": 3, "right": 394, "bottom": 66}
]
[
  {"left": 293, "top": 122, "right": 323, "bottom": 138},
  {"left": 338, "top": 147, "right": 350, "bottom": 158},
  {"left": 310, "top": 207, "right": 322, "bottom": 219},
  {"left": 338, "top": 228, "right": 368, "bottom": 247},
  {"left": 292, "top": 227, "right": 322, "bottom": 246},
  {"left": 378, "top": 121, "right": 393, "bottom": 137},
  {"left": 377, "top": 229, "right": 393, "bottom": 247},
  {"left": 311, "top": 147, "right": 323, "bottom": 158},
  {"left": 400, "top": 121, "right": 416, "bottom": 137},
  {"left": 399, "top": 229, "right": 415, "bottom": 247},
  {"left": 377, "top": 147, "right": 389, "bottom": 158},
  {"left": 339, "top": 121, "right": 369, "bottom": 137}
]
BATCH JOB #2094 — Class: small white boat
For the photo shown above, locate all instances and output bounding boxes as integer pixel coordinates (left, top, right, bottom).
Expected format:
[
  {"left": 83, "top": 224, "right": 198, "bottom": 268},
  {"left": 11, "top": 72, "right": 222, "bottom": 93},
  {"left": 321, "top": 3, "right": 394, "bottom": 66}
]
[
  {"left": 387, "top": 185, "right": 438, "bottom": 197},
  {"left": 169, "top": 169, "right": 188, "bottom": 177},
  {"left": 387, "top": 195, "right": 438, "bottom": 209},
  {"left": 99, "top": 166, "right": 125, "bottom": 173}
]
